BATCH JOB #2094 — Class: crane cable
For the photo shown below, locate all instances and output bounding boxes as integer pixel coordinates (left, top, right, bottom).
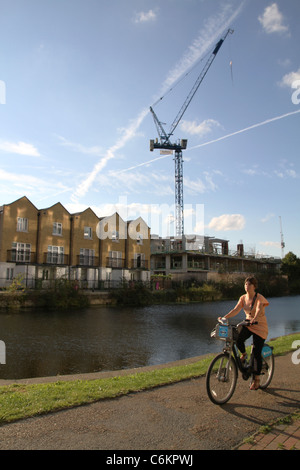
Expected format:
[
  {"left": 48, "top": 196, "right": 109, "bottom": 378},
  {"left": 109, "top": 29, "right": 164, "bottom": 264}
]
[{"left": 151, "top": 47, "right": 213, "bottom": 109}]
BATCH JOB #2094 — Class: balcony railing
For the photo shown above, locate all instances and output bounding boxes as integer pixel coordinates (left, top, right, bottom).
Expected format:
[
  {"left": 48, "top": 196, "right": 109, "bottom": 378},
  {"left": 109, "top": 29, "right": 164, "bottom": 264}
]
[
  {"left": 129, "top": 259, "right": 148, "bottom": 269},
  {"left": 43, "top": 253, "right": 69, "bottom": 265},
  {"left": 106, "top": 257, "right": 125, "bottom": 269},
  {"left": 76, "top": 255, "right": 99, "bottom": 267},
  {"left": 7, "top": 250, "right": 36, "bottom": 263}
]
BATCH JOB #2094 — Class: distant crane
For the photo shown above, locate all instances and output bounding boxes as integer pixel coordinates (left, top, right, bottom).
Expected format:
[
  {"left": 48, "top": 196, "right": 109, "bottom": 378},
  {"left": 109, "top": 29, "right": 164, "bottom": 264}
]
[
  {"left": 279, "top": 216, "right": 285, "bottom": 258},
  {"left": 150, "top": 28, "right": 234, "bottom": 236}
]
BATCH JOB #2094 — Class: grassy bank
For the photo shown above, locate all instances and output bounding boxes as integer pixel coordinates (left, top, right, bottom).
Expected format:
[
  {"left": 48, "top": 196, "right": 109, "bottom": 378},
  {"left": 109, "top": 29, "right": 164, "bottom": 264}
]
[{"left": 0, "top": 332, "right": 299, "bottom": 425}]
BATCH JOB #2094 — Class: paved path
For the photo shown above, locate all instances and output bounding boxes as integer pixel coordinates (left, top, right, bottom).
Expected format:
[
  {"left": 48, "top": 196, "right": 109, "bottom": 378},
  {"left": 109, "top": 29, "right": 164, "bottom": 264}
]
[
  {"left": 236, "top": 416, "right": 300, "bottom": 450},
  {"left": 0, "top": 353, "right": 299, "bottom": 450}
]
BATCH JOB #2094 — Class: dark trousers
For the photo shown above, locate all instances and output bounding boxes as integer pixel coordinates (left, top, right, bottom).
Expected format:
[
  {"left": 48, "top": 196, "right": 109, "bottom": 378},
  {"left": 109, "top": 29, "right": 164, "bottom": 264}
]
[{"left": 236, "top": 326, "right": 265, "bottom": 376}]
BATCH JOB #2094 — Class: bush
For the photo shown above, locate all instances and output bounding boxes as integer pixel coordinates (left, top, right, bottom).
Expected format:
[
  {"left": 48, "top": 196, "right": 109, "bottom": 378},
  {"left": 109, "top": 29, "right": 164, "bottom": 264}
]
[
  {"left": 113, "top": 281, "right": 153, "bottom": 307},
  {"left": 29, "top": 279, "right": 90, "bottom": 310}
]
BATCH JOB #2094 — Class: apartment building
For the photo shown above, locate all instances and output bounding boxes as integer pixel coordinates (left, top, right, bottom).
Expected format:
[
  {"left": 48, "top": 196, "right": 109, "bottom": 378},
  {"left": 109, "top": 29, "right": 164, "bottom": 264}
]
[{"left": 0, "top": 196, "right": 151, "bottom": 288}]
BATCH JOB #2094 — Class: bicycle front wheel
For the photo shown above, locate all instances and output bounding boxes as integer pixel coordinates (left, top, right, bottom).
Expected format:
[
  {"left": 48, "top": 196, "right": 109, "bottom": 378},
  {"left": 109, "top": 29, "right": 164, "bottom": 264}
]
[
  {"left": 260, "top": 354, "right": 275, "bottom": 389},
  {"left": 206, "top": 352, "right": 238, "bottom": 405}
]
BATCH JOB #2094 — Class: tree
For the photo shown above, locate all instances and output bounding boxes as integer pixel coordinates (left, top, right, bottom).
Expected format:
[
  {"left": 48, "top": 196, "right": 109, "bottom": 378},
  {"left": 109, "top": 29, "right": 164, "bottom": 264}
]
[{"left": 281, "top": 252, "right": 300, "bottom": 294}]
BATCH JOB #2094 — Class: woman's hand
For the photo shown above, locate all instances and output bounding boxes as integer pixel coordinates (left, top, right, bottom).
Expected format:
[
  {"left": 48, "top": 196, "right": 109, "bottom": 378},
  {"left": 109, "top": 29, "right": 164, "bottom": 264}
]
[{"left": 218, "top": 316, "right": 227, "bottom": 323}]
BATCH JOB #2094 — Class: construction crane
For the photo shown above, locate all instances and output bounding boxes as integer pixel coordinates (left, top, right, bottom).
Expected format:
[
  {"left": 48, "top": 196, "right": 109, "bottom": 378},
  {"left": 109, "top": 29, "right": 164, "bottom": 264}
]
[
  {"left": 279, "top": 216, "right": 285, "bottom": 258},
  {"left": 150, "top": 28, "right": 234, "bottom": 236}
]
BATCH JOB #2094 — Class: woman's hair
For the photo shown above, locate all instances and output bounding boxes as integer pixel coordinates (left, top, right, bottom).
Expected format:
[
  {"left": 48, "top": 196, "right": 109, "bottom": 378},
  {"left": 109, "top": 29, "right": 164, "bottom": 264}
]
[{"left": 244, "top": 276, "right": 258, "bottom": 289}]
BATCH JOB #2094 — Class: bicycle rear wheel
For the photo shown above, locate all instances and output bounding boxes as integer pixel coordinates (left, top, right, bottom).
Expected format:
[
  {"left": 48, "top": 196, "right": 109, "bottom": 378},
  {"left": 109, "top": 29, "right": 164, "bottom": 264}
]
[
  {"left": 206, "top": 352, "right": 238, "bottom": 405},
  {"left": 260, "top": 353, "right": 274, "bottom": 389}
]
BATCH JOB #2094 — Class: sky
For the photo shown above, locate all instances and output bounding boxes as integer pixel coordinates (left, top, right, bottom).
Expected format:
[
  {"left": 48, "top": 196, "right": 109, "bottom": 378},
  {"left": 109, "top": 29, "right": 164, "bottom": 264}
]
[{"left": 0, "top": 0, "right": 299, "bottom": 259}]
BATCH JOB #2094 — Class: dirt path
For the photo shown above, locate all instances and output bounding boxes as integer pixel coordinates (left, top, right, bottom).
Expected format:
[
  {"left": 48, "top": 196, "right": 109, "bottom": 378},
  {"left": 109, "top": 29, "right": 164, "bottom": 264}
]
[{"left": 0, "top": 353, "right": 299, "bottom": 450}]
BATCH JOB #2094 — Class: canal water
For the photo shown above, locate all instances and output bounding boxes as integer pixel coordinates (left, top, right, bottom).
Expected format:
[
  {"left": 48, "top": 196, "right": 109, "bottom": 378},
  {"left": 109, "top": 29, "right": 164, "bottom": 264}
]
[{"left": 0, "top": 296, "right": 299, "bottom": 380}]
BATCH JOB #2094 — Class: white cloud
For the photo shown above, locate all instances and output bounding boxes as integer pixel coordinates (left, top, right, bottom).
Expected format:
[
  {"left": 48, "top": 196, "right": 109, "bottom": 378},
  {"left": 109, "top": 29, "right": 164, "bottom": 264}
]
[
  {"left": 57, "top": 136, "right": 103, "bottom": 157},
  {"left": 0, "top": 168, "right": 71, "bottom": 199},
  {"left": 279, "top": 68, "right": 300, "bottom": 88},
  {"left": 134, "top": 9, "right": 157, "bottom": 24},
  {"left": 185, "top": 172, "right": 218, "bottom": 195},
  {"left": 0, "top": 141, "right": 41, "bottom": 157},
  {"left": 208, "top": 214, "right": 245, "bottom": 231},
  {"left": 180, "top": 119, "right": 221, "bottom": 137},
  {"left": 260, "top": 241, "right": 280, "bottom": 248},
  {"left": 278, "top": 58, "right": 291, "bottom": 68},
  {"left": 258, "top": 3, "right": 289, "bottom": 35},
  {"left": 261, "top": 213, "right": 275, "bottom": 223},
  {"left": 274, "top": 169, "right": 297, "bottom": 179}
]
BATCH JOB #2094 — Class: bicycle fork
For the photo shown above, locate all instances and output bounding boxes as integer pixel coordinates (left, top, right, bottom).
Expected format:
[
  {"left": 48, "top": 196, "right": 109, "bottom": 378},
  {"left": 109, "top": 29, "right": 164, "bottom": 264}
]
[{"left": 217, "top": 355, "right": 231, "bottom": 383}]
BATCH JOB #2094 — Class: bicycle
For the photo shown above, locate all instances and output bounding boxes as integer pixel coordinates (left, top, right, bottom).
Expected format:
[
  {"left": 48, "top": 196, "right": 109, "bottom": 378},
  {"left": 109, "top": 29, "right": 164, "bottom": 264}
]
[{"left": 206, "top": 318, "right": 275, "bottom": 405}]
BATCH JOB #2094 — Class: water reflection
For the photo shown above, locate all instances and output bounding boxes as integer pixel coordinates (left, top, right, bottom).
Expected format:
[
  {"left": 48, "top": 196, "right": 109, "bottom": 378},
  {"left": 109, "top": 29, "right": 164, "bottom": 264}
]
[{"left": 0, "top": 296, "right": 299, "bottom": 380}]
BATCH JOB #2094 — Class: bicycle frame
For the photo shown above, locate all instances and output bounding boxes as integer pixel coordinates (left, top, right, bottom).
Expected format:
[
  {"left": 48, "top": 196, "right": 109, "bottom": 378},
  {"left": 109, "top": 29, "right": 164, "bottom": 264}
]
[{"left": 220, "top": 335, "right": 252, "bottom": 380}]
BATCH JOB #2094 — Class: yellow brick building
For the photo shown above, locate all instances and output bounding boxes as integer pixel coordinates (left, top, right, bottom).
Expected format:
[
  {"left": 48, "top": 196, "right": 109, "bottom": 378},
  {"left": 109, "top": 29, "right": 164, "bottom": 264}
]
[{"left": 0, "top": 196, "right": 151, "bottom": 288}]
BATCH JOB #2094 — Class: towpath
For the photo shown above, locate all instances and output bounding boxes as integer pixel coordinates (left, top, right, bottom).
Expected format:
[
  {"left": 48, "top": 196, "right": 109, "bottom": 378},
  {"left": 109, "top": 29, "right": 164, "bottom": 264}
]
[{"left": 0, "top": 353, "right": 299, "bottom": 450}]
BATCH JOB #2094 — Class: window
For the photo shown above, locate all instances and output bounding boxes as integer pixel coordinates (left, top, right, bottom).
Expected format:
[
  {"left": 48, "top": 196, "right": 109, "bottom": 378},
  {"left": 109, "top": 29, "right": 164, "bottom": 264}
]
[
  {"left": 17, "top": 217, "right": 28, "bottom": 232},
  {"left": 6, "top": 268, "right": 14, "bottom": 280},
  {"left": 42, "top": 270, "right": 49, "bottom": 280},
  {"left": 79, "top": 248, "right": 95, "bottom": 266},
  {"left": 109, "top": 251, "right": 122, "bottom": 268},
  {"left": 137, "top": 234, "right": 143, "bottom": 245},
  {"left": 84, "top": 226, "right": 92, "bottom": 239},
  {"left": 11, "top": 242, "right": 31, "bottom": 262},
  {"left": 47, "top": 246, "right": 64, "bottom": 264},
  {"left": 112, "top": 230, "right": 119, "bottom": 242},
  {"left": 134, "top": 253, "right": 145, "bottom": 268},
  {"left": 53, "top": 222, "right": 62, "bottom": 236}
]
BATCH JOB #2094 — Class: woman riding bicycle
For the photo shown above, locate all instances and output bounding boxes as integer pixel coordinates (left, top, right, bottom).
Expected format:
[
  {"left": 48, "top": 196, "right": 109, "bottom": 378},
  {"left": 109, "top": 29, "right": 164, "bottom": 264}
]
[{"left": 219, "top": 276, "right": 269, "bottom": 390}]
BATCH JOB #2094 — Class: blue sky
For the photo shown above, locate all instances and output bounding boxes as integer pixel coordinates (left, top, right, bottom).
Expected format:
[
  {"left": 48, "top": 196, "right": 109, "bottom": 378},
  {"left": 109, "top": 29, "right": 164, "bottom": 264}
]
[{"left": 0, "top": 0, "right": 299, "bottom": 258}]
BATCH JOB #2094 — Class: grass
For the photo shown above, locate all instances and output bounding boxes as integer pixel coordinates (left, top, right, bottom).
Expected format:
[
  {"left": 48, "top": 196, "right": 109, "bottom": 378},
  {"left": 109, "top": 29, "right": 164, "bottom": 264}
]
[
  {"left": 259, "top": 409, "right": 300, "bottom": 435},
  {"left": 0, "top": 332, "right": 299, "bottom": 425},
  {"left": 240, "top": 409, "right": 300, "bottom": 449}
]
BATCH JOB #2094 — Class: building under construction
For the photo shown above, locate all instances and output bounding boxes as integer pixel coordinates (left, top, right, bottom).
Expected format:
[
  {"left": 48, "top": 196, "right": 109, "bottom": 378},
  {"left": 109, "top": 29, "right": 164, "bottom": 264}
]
[{"left": 150, "top": 234, "right": 281, "bottom": 283}]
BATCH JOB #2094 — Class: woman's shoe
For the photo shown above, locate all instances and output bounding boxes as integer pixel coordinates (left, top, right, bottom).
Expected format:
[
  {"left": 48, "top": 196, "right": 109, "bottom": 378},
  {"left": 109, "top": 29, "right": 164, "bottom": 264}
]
[{"left": 249, "top": 376, "right": 260, "bottom": 390}]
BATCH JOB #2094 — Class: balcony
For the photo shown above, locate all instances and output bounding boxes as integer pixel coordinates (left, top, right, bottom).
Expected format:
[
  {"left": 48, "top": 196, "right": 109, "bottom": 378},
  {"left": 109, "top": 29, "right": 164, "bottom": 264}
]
[
  {"left": 129, "top": 259, "right": 148, "bottom": 270},
  {"left": 7, "top": 250, "right": 37, "bottom": 263},
  {"left": 106, "top": 257, "right": 125, "bottom": 269},
  {"left": 43, "top": 253, "right": 69, "bottom": 265},
  {"left": 76, "top": 255, "right": 99, "bottom": 267},
  {"left": 187, "top": 260, "right": 206, "bottom": 270}
]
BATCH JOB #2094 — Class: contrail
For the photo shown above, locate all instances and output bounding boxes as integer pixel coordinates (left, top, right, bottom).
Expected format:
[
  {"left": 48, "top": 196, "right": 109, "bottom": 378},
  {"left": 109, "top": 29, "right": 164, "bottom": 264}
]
[
  {"left": 71, "top": 2, "right": 245, "bottom": 200},
  {"left": 188, "top": 109, "right": 300, "bottom": 150},
  {"left": 116, "top": 109, "right": 300, "bottom": 173}
]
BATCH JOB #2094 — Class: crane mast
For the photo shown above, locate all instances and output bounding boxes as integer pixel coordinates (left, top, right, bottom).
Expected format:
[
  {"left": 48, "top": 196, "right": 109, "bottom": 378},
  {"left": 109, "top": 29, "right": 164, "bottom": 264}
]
[
  {"left": 279, "top": 216, "right": 285, "bottom": 258},
  {"left": 150, "top": 29, "right": 233, "bottom": 236}
]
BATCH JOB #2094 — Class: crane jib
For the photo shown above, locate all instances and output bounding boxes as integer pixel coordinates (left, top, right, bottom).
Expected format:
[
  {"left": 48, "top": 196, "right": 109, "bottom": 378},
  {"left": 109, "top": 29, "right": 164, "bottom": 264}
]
[{"left": 213, "top": 39, "right": 224, "bottom": 55}]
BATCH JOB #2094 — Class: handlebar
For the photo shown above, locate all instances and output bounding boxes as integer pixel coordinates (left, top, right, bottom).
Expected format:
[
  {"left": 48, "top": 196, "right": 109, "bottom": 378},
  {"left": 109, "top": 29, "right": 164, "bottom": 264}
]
[{"left": 218, "top": 318, "right": 258, "bottom": 326}]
